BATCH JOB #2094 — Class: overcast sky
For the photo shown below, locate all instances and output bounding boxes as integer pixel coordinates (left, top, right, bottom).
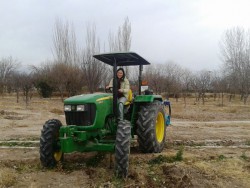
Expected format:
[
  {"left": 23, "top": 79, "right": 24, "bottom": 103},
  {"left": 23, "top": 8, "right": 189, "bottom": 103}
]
[{"left": 1, "top": 0, "right": 250, "bottom": 71}]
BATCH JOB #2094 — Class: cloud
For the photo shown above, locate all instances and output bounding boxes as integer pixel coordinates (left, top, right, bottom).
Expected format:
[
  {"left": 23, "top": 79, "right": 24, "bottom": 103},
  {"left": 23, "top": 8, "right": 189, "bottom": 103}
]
[{"left": 0, "top": 0, "right": 250, "bottom": 71}]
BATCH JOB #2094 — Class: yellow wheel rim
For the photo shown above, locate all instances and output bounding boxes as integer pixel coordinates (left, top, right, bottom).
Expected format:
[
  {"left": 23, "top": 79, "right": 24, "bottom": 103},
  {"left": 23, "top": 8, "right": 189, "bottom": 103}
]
[
  {"left": 54, "top": 151, "right": 63, "bottom": 162},
  {"left": 156, "top": 112, "right": 165, "bottom": 143}
]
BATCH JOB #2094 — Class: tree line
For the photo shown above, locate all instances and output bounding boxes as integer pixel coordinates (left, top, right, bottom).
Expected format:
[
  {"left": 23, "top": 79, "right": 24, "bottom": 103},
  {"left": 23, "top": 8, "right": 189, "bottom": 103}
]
[{"left": 0, "top": 23, "right": 249, "bottom": 105}]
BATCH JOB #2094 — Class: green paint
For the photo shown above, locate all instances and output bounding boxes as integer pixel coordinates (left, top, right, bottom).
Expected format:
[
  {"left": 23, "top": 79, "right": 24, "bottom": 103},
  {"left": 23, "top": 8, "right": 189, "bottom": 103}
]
[{"left": 59, "top": 88, "right": 164, "bottom": 154}]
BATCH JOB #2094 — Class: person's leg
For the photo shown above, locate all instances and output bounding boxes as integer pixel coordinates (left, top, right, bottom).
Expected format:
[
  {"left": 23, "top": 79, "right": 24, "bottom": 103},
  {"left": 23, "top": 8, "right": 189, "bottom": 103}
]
[{"left": 118, "top": 97, "right": 127, "bottom": 121}]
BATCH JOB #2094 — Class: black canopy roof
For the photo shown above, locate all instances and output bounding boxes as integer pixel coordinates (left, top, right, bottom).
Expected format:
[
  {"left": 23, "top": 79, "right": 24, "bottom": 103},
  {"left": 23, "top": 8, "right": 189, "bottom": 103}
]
[{"left": 93, "top": 52, "right": 150, "bottom": 66}]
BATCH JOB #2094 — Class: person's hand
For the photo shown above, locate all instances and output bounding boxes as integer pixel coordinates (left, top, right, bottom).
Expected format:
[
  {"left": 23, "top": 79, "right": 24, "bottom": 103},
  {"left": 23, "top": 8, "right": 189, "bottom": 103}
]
[
  {"left": 118, "top": 89, "right": 123, "bottom": 93},
  {"left": 105, "top": 86, "right": 113, "bottom": 93}
]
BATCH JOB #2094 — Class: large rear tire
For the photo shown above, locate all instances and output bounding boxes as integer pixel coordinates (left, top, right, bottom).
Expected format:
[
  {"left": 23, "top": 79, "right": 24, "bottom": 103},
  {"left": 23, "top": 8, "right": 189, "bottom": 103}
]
[
  {"left": 115, "top": 120, "right": 131, "bottom": 178},
  {"left": 40, "top": 119, "right": 63, "bottom": 167},
  {"left": 136, "top": 101, "right": 166, "bottom": 153}
]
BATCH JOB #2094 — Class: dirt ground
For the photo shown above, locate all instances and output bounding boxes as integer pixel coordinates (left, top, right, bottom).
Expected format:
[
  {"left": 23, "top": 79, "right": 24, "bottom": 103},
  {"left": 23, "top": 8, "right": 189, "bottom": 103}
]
[{"left": 0, "top": 94, "right": 250, "bottom": 188}]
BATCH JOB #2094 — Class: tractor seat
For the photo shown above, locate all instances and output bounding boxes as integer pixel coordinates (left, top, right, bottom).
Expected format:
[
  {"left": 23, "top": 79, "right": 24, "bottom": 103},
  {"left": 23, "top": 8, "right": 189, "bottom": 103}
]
[{"left": 125, "top": 89, "right": 133, "bottom": 105}]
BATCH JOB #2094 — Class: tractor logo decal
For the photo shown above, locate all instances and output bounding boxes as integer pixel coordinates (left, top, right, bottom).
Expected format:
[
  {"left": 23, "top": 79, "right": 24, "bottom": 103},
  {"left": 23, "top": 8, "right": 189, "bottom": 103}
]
[{"left": 96, "top": 96, "right": 113, "bottom": 102}]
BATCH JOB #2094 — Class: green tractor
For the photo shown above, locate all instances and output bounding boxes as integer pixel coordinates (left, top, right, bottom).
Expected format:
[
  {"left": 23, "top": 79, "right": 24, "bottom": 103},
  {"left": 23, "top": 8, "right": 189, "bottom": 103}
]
[{"left": 40, "top": 52, "right": 171, "bottom": 177}]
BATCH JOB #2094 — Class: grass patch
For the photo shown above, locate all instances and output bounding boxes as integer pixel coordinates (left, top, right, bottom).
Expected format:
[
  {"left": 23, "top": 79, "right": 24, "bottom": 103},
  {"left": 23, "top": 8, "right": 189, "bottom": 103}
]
[
  {"left": 245, "top": 140, "right": 250, "bottom": 146},
  {"left": 218, "top": 155, "right": 226, "bottom": 161},
  {"left": 240, "top": 152, "right": 248, "bottom": 161},
  {"left": 4, "top": 116, "right": 24, "bottom": 120},
  {"left": 15, "top": 162, "right": 41, "bottom": 173},
  {"left": 110, "top": 176, "right": 125, "bottom": 187},
  {"left": 148, "top": 146, "right": 184, "bottom": 165},
  {"left": 0, "top": 141, "right": 39, "bottom": 147},
  {"left": 148, "top": 155, "right": 170, "bottom": 164},
  {"left": 175, "top": 146, "right": 184, "bottom": 161},
  {"left": 0, "top": 160, "right": 41, "bottom": 173},
  {"left": 0, "top": 168, "right": 17, "bottom": 187}
]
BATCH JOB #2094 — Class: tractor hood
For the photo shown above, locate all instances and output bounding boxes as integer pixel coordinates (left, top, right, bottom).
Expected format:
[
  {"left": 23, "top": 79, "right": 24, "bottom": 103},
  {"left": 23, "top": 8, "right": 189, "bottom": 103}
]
[{"left": 64, "top": 93, "right": 112, "bottom": 105}]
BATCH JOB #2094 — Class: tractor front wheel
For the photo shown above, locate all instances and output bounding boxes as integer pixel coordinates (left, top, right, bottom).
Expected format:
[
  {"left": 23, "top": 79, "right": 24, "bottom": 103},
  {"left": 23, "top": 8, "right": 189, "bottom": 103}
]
[
  {"left": 40, "top": 119, "right": 63, "bottom": 167},
  {"left": 136, "top": 101, "right": 166, "bottom": 153},
  {"left": 115, "top": 120, "right": 131, "bottom": 178}
]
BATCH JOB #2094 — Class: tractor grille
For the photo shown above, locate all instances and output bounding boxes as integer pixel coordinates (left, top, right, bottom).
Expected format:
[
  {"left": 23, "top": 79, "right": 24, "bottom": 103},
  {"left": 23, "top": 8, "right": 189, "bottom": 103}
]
[{"left": 65, "top": 104, "right": 96, "bottom": 126}]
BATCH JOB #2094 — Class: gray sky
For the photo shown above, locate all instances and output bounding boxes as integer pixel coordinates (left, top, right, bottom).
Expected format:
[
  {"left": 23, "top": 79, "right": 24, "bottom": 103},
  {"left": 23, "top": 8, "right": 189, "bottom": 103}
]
[{"left": 1, "top": 0, "right": 250, "bottom": 71}]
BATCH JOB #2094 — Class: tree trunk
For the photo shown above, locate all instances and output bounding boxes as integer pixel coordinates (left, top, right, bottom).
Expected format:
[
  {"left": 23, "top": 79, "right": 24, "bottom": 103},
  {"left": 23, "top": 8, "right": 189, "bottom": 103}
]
[
  {"left": 213, "top": 93, "right": 216, "bottom": 101},
  {"left": 221, "top": 92, "right": 224, "bottom": 106},
  {"left": 202, "top": 93, "right": 205, "bottom": 105},
  {"left": 243, "top": 94, "right": 248, "bottom": 105},
  {"left": 183, "top": 93, "right": 186, "bottom": 108},
  {"left": 16, "top": 90, "right": 19, "bottom": 103},
  {"left": 229, "top": 94, "right": 232, "bottom": 102}
]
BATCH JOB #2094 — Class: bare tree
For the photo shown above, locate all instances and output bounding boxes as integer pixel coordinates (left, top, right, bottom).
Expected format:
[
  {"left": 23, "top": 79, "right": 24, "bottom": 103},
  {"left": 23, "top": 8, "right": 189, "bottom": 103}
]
[
  {"left": 80, "top": 23, "right": 108, "bottom": 93},
  {"left": 108, "top": 17, "right": 132, "bottom": 77},
  {"left": 52, "top": 18, "right": 79, "bottom": 65},
  {"left": 49, "top": 62, "right": 80, "bottom": 100},
  {"left": 144, "top": 64, "right": 165, "bottom": 95},
  {"left": 32, "top": 60, "right": 83, "bottom": 100},
  {"left": 0, "top": 56, "right": 19, "bottom": 95},
  {"left": 220, "top": 27, "right": 250, "bottom": 104},
  {"left": 180, "top": 68, "right": 193, "bottom": 107},
  {"left": 143, "top": 62, "right": 184, "bottom": 99},
  {"left": 210, "top": 71, "right": 229, "bottom": 106},
  {"left": 50, "top": 18, "right": 133, "bottom": 95},
  {"left": 118, "top": 17, "right": 131, "bottom": 52},
  {"left": 192, "top": 70, "right": 212, "bottom": 105},
  {"left": 108, "top": 17, "right": 131, "bottom": 52},
  {"left": 19, "top": 72, "right": 34, "bottom": 107},
  {"left": 65, "top": 65, "right": 83, "bottom": 96},
  {"left": 9, "top": 71, "right": 22, "bottom": 103},
  {"left": 162, "top": 62, "right": 183, "bottom": 101}
]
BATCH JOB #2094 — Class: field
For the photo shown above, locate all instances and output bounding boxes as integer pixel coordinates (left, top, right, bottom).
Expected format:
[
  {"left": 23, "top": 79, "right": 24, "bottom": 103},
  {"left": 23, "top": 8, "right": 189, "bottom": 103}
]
[{"left": 0, "top": 94, "right": 250, "bottom": 188}]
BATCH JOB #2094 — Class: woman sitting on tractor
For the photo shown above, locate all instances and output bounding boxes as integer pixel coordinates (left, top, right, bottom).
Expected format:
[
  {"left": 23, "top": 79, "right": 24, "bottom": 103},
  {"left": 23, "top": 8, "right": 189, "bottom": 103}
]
[{"left": 106, "top": 68, "right": 130, "bottom": 121}]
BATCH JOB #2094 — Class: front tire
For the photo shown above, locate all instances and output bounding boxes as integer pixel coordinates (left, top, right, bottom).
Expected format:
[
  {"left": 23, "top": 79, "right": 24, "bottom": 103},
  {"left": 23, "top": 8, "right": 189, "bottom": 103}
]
[
  {"left": 136, "top": 101, "right": 166, "bottom": 153},
  {"left": 40, "top": 119, "right": 63, "bottom": 167},
  {"left": 115, "top": 120, "right": 131, "bottom": 178}
]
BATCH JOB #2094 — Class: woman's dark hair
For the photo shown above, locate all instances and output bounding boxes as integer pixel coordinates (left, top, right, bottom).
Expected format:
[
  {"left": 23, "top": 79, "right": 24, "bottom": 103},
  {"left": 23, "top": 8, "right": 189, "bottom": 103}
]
[{"left": 117, "top": 67, "right": 125, "bottom": 80}]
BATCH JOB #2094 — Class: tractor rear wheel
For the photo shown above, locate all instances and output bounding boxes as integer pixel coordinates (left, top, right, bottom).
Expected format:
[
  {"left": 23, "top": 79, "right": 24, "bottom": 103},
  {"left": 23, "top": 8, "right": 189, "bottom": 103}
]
[
  {"left": 115, "top": 120, "right": 131, "bottom": 178},
  {"left": 40, "top": 119, "right": 63, "bottom": 167},
  {"left": 136, "top": 101, "right": 166, "bottom": 153}
]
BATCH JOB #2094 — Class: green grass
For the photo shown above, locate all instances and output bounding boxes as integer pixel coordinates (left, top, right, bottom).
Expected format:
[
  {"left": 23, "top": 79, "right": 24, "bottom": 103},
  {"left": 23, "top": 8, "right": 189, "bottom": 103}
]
[
  {"left": 245, "top": 140, "right": 250, "bottom": 146},
  {"left": 240, "top": 152, "right": 248, "bottom": 161},
  {"left": 148, "top": 146, "right": 184, "bottom": 165},
  {"left": 0, "top": 141, "right": 38, "bottom": 147},
  {"left": 0, "top": 168, "right": 17, "bottom": 187},
  {"left": 218, "top": 155, "right": 226, "bottom": 161}
]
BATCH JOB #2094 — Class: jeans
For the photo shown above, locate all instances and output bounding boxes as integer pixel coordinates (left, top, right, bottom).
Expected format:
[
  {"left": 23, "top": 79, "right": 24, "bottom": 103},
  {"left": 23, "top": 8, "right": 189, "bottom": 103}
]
[{"left": 118, "top": 97, "right": 127, "bottom": 120}]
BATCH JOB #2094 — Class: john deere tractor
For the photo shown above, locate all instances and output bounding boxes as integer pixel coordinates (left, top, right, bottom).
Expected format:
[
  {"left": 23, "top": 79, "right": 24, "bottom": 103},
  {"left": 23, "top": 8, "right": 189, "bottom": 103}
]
[{"left": 40, "top": 52, "right": 171, "bottom": 177}]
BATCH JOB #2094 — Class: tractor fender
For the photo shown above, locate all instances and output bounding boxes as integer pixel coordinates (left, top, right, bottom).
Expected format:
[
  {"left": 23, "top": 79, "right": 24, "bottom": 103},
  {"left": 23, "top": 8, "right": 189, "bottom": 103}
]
[{"left": 134, "top": 95, "right": 163, "bottom": 103}]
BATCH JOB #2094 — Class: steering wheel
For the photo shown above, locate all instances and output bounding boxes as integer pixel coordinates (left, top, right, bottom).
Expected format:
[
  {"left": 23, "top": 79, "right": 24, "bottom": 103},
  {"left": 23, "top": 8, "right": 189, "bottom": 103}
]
[{"left": 105, "top": 87, "right": 113, "bottom": 93}]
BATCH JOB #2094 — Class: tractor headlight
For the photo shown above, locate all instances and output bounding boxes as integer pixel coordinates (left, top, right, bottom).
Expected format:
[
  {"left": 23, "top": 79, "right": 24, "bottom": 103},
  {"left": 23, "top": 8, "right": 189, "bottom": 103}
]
[
  {"left": 64, "top": 105, "right": 71, "bottom": 111},
  {"left": 77, "top": 105, "right": 85, "bottom": 111}
]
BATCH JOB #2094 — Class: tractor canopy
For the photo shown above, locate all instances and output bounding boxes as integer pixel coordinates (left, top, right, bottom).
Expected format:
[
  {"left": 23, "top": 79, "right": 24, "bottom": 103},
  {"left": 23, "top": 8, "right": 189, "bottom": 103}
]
[{"left": 93, "top": 52, "right": 150, "bottom": 66}]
